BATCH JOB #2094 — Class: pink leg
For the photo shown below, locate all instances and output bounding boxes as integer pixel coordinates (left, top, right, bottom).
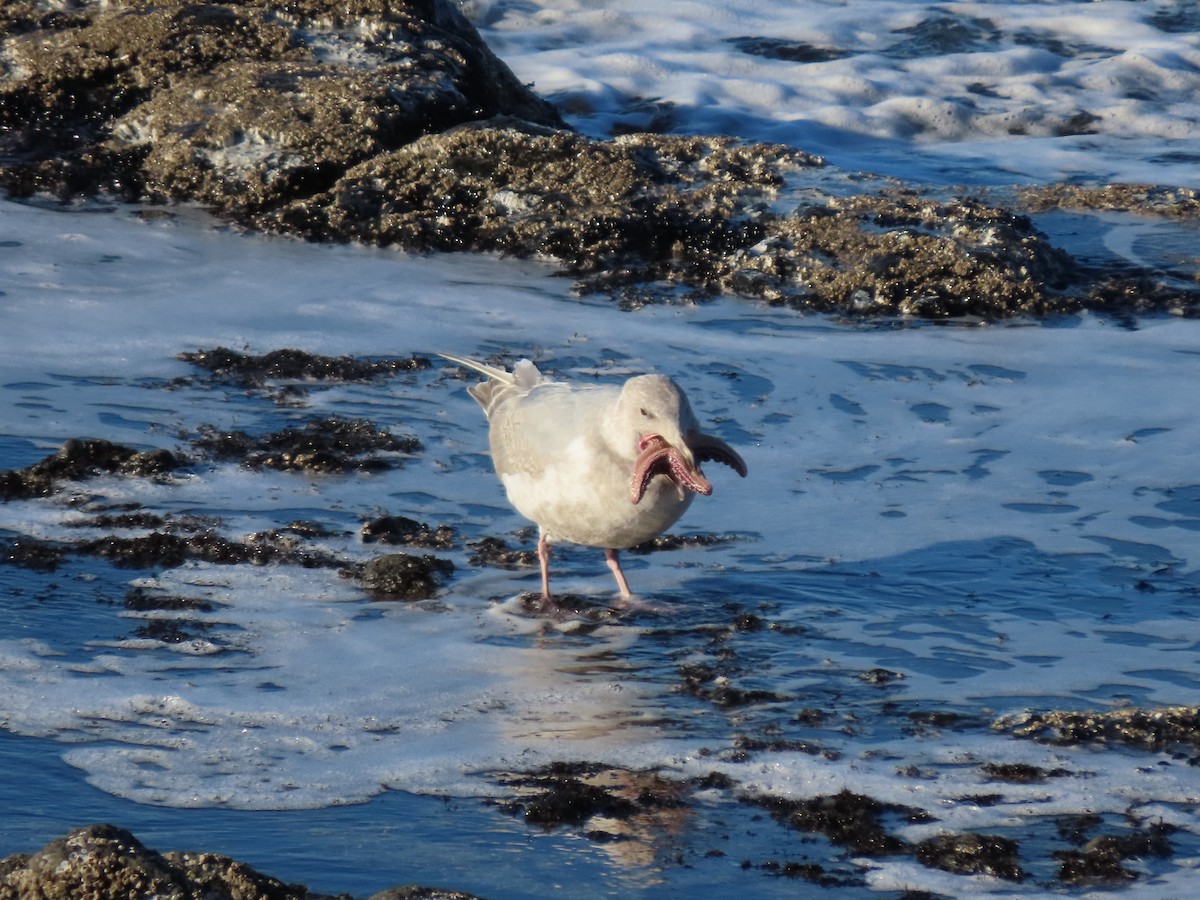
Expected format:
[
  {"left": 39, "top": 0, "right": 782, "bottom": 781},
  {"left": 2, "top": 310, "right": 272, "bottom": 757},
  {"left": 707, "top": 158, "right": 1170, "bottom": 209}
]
[
  {"left": 604, "top": 548, "right": 633, "bottom": 597},
  {"left": 537, "top": 532, "right": 553, "bottom": 600}
]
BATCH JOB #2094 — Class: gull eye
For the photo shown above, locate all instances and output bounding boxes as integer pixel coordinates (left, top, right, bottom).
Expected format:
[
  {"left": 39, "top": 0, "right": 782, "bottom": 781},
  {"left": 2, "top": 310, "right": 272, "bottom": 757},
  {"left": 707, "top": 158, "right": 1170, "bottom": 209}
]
[{"left": 640, "top": 407, "right": 652, "bottom": 418}]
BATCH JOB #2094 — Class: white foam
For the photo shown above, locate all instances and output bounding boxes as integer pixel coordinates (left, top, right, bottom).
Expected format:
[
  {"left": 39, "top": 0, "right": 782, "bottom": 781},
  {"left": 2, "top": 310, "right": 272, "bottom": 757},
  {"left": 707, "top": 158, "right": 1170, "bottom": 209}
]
[{"left": 466, "top": 0, "right": 1200, "bottom": 185}]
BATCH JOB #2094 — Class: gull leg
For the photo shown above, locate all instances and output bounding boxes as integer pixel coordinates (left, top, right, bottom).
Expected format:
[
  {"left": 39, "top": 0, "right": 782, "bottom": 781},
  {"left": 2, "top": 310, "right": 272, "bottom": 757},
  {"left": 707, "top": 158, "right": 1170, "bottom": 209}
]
[
  {"left": 604, "top": 548, "right": 633, "bottom": 597},
  {"left": 537, "top": 531, "right": 553, "bottom": 600}
]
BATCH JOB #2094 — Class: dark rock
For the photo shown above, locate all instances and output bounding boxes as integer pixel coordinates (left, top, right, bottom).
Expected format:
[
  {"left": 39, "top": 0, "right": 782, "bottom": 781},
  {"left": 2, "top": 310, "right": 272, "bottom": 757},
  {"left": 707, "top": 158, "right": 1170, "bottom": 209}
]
[
  {"left": 64, "top": 510, "right": 170, "bottom": 530},
  {"left": 915, "top": 832, "right": 1023, "bottom": 881},
  {"left": 1020, "top": 183, "right": 1200, "bottom": 220},
  {"left": 519, "top": 777, "right": 637, "bottom": 828},
  {"left": 758, "top": 860, "right": 841, "bottom": 884},
  {"left": 76, "top": 528, "right": 339, "bottom": 570},
  {"left": 514, "top": 591, "right": 621, "bottom": 624},
  {"left": 1055, "top": 813, "right": 1104, "bottom": 845},
  {"left": 356, "top": 552, "right": 454, "bottom": 599},
  {"left": 859, "top": 667, "right": 906, "bottom": 685},
  {"left": 752, "top": 789, "right": 913, "bottom": 856},
  {"left": 497, "top": 763, "right": 682, "bottom": 830},
  {"left": 678, "top": 662, "right": 789, "bottom": 708},
  {"left": 733, "top": 734, "right": 833, "bottom": 758},
  {"left": 906, "top": 710, "right": 975, "bottom": 729},
  {"left": 3, "top": 527, "right": 338, "bottom": 574},
  {"left": 466, "top": 536, "right": 537, "bottom": 569},
  {"left": 1054, "top": 826, "right": 1173, "bottom": 884},
  {"left": 628, "top": 531, "right": 740, "bottom": 553},
  {"left": 0, "top": 438, "right": 182, "bottom": 501},
  {"left": 179, "top": 347, "right": 429, "bottom": 387},
  {"left": 193, "top": 417, "right": 419, "bottom": 472},
  {"left": 793, "top": 707, "right": 829, "bottom": 727},
  {"left": 265, "top": 123, "right": 808, "bottom": 273},
  {"left": 1, "top": 536, "right": 67, "bottom": 572},
  {"left": 362, "top": 515, "right": 456, "bottom": 549},
  {"left": 0, "top": 0, "right": 561, "bottom": 203},
  {"left": 980, "top": 761, "right": 1069, "bottom": 783},
  {"left": 132, "top": 618, "right": 206, "bottom": 644},
  {"left": 997, "top": 705, "right": 1200, "bottom": 752},
  {"left": 732, "top": 613, "right": 764, "bottom": 632},
  {"left": 728, "top": 37, "right": 849, "bottom": 63},
  {"left": 0, "top": 823, "right": 344, "bottom": 899},
  {"left": 369, "top": 888, "right": 484, "bottom": 900},
  {"left": 123, "top": 588, "right": 215, "bottom": 613}
]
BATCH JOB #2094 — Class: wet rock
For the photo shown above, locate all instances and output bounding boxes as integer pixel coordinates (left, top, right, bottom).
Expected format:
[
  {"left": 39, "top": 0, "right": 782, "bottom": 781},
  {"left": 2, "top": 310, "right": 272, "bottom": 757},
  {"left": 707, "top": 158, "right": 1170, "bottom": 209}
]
[
  {"left": 736, "top": 191, "right": 1075, "bottom": 317},
  {"left": 2, "top": 527, "right": 338, "bottom": 575},
  {"left": 692, "top": 770, "right": 737, "bottom": 791},
  {"left": 1020, "top": 184, "right": 1200, "bottom": 220},
  {"left": 514, "top": 591, "right": 622, "bottom": 625},
  {"left": 628, "top": 531, "right": 740, "bottom": 553},
  {"left": 859, "top": 667, "right": 906, "bottom": 685},
  {"left": 997, "top": 705, "right": 1200, "bottom": 752},
  {"left": 355, "top": 552, "right": 454, "bottom": 599},
  {"left": 65, "top": 510, "right": 171, "bottom": 531},
  {"left": 180, "top": 347, "right": 429, "bottom": 387},
  {"left": 732, "top": 613, "right": 765, "bottom": 632},
  {"left": 1055, "top": 812, "right": 1104, "bottom": 845},
  {"left": 0, "top": 438, "right": 182, "bottom": 501},
  {"left": 751, "top": 789, "right": 915, "bottom": 856},
  {"left": 678, "top": 662, "right": 789, "bottom": 709},
  {"left": 980, "top": 761, "right": 1069, "bottom": 783},
  {"left": 732, "top": 734, "right": 834, "bottom": 759},
  {"left": 904, "top": 709, "right": 986, "bottom": 736},
  {"left": 756, "top": 860, "right": 843, "bottom": 884},
  {"left": 0, "top": 0, "right": 561, "bottom": 202},
  {"left": 193, "top": 417, "right": 419, "bottom": 473},
  {"left": 369, "top": 888, "right": 484, "bottom": 900},
  {"left": 1087, "top": 275, "right": 1200, "bottom": 317},
  {"left": 266, "top": 123, "right": 810, "bottom": 275},
  {"left": 885, "top": 14, "right": 1001, "bottom": 59},
  {"left": 81, "top": 531, "right": 240, "bottom": 568},
  {"left": 513, "top": 776, "right": 637, "bottom": 828},
  {"left": 914, "top": 832, "right": 1024, "bottom": 881},
  {"left": 77, "top": 528, "right": 339, "bottom": 570},
  {"left": 362, "top": 515, "right": 456, "bottom": 549},
  {"left": 728, "top": 36, "right": 850, "bottom": 63},
  {"left": 0, "top": 823, "right": 343, "bottom": 899},
  {"left": 122, "top": 587, "right": 215, "bottom": 613},
  {"left": 466, "top": 536, "right": 537, "bottom": 569},
  {"left": 1054, "top": 826, "right": 1174, "bottom": 884},
  {"left": 794, "top": 707, "right": 830, "bottom": 727},
  {"left": 497, "top": 763, "right": 682, "bottom": 830},
  {"left": 132, "top": 618, "right": 208, "bottom": 644},
  {"left": 0, "top": 536, "right": 68, "bottom": 572}
]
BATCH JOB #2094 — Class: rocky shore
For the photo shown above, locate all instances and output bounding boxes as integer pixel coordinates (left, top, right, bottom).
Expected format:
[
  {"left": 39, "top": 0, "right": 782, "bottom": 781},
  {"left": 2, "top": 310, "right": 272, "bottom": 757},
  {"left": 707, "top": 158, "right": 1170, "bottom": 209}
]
[
  {"left": 2, "top": 0, "right": 1197, "bottom": 318},
  {"left": 3, "top": 2, "right": 1200, "bottom": 895},
  {"left": 0, "top": 824, "right": 479, "bottom": 900}
]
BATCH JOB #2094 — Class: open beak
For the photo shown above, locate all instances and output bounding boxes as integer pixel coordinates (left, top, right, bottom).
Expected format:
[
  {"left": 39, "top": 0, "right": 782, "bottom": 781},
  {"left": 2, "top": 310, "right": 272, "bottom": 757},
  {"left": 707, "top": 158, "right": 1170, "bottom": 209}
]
[{"left": 630, "top": 431, "right": 747, "bottom": 505}]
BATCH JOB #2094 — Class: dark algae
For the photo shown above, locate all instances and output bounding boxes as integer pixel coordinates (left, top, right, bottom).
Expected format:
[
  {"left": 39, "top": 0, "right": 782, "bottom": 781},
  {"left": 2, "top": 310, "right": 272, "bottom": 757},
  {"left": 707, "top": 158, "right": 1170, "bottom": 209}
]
[{"left": 0, "top": 439, "right": 182, "bottom": 501}]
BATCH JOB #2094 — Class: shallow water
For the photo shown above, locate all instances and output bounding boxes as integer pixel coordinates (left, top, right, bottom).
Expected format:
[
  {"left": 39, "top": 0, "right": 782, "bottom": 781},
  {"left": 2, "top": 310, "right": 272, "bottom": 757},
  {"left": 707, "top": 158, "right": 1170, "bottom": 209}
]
[
  {"left": 4, "top": 4, "right": 1200, "bottom": 895},
  {"left": 3, "top": 197, "right": 1200, "bottom": 897}
]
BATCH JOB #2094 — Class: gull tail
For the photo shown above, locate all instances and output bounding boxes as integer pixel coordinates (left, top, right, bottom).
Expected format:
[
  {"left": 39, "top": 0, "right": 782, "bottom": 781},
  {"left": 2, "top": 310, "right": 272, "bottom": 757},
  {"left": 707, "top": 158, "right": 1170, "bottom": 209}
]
[
  {"left": 438, "top": 352, "right": 514, "bottom": 384},
  {"left": 439, "top": 353, "right": 545, "bottom": 418}
]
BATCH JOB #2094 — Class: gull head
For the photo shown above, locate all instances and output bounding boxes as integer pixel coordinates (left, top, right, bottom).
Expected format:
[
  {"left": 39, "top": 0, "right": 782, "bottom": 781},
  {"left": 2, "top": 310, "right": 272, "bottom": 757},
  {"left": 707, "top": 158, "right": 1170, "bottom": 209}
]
[{"left": 615, "top": 374, "right": 748, "bottom": 505}]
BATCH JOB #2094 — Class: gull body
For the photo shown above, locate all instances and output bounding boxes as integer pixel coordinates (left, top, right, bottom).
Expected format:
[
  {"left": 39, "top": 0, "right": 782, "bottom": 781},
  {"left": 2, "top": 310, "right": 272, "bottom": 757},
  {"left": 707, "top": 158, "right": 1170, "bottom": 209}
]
[{"left": 442, "top": 354, "right": 746, "bottom": 599}]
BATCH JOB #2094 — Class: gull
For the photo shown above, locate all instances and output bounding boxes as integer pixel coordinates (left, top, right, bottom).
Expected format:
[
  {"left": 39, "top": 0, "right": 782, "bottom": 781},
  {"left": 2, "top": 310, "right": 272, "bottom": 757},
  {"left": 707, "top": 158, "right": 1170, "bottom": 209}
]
[{"left": 441, "top": 354, "right": 747, "bottom": 600}]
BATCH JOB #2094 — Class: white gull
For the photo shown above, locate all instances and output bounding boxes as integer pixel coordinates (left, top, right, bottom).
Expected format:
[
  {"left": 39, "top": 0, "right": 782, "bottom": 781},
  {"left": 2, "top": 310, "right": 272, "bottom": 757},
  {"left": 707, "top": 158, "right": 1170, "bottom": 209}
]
[{"left": 442, "top": 354, "right": 747, "bottom": 599}]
